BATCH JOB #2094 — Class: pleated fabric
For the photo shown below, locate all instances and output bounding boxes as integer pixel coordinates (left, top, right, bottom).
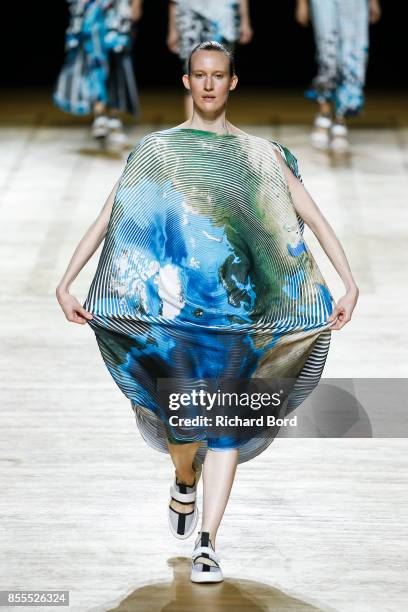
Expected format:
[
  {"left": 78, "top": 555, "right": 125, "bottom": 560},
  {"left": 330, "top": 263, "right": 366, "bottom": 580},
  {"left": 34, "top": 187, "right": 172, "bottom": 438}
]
[{"left": 83, "top": 128, "right": 334, "bottom": 465}]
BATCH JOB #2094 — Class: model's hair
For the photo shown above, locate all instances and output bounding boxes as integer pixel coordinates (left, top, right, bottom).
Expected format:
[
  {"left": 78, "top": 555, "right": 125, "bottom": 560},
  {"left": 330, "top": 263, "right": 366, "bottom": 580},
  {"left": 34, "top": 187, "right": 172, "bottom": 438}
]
[{"left": 187, "top": 41, "right": 236, "bottom": 77}]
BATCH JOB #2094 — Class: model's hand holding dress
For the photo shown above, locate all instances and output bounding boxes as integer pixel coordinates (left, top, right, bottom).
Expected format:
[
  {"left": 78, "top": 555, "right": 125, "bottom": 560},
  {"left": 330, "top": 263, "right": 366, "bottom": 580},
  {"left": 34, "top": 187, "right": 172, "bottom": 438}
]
[{"left": 83, "top": 128, "right": 334, "bottom": 464}]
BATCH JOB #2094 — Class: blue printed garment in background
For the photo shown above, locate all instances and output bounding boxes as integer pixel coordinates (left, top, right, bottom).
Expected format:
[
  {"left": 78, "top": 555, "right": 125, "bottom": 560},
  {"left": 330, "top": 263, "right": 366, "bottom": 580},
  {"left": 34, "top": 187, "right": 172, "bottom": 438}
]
[
  {"left": 54, "top": 0, "right": 139, "bottom": 116},
  {"left": 172, "top": 0, "right": 241, "bottom": 68},
  {"left": 306, "top": 0, "right": 369, "bottom": 116}
]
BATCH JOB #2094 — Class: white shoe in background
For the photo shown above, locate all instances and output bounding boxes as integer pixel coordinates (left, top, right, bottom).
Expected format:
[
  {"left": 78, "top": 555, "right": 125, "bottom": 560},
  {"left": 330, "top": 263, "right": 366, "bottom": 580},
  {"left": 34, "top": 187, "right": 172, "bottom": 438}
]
[
  {"left": 330, "top": 122, "right": 350, "bottom": 153},
  {"left": 310, "top": 114, "right": 332, "bottom": 150},
  {"left": 91, "top": 115, "right": 109, "bottom": 143},
  {"left": 107, "top": 117, "right": 129, "bottom": 150}
]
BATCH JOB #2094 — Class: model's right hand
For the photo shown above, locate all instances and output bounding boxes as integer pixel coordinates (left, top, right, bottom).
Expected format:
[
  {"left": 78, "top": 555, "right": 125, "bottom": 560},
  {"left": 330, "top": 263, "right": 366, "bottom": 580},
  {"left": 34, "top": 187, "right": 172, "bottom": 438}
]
[
  {"left": 56, "top": 289, "right": 93, "bottom": 325},
  {"left": 326, "top": 288, "right": 359, "bottom": 331}
]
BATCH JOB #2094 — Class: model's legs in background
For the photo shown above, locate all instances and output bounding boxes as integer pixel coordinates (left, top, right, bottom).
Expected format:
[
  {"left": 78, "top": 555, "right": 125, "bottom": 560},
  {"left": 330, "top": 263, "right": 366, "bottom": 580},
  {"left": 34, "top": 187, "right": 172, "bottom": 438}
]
[
  {"left": 91, "top": 101, "right": 109, "bottom": 144},
  {"left": 308, "top": 0, "right": 369, "bottom": 153},
  {"left": 308, "top": 0, "right": 338, "bottom": 150},
  {"left": 330, "top": 0, "right": 369, "bottom": 152}
]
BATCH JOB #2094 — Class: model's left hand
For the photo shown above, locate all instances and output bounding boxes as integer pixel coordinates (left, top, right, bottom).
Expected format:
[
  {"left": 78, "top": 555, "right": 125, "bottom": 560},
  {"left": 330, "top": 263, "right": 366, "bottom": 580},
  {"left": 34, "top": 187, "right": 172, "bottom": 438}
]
[
  {"left": 239, "top": 20, "right": 253, "bottom": 44},
  {"left": 369, "top": 0, "right": 381, "bottom": 23},
  {"left": 130, "top": 0, "right": 143, "bottom": 22},
  {"left": 326, "top": 288, "right": 359, "bottom": 330}
]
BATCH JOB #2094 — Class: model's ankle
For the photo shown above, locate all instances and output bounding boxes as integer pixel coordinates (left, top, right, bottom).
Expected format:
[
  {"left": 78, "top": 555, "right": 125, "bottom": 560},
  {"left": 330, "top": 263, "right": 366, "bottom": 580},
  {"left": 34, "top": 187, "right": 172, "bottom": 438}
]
[
  {"left": 196, "top": 529, "right": 217, "bottom": 548},
  {"left": 175, "top": 469, "right": 196, "bottom": 486}
]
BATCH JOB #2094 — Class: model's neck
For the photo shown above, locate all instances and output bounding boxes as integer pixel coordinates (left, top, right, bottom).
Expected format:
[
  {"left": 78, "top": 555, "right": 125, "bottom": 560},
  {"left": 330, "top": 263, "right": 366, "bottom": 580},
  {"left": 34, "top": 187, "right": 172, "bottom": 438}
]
[{"left": 186, "top": 110, "right": 230, "bottom": 135}]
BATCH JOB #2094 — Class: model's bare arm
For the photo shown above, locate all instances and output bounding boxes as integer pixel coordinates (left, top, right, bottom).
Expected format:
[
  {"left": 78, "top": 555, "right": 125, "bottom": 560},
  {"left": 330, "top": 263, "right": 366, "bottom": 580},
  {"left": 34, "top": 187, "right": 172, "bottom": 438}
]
[
  {"left": 238, "top": 0, "right": 253, "bottom": 44},
  {"left": 56, "top": 179, "right": 119, "bottom": 325},
  {"left": 167, "top": 1, "right": 179, "bottom": 53},
  {"left": 130, "top": 0, "right": 143, "bottom": 22},
  {"left": 295, "top": 0, "right": 309, "bottom": 26},
  {"left": 275, "top": 151, "right": 359, "bottom": 330}
]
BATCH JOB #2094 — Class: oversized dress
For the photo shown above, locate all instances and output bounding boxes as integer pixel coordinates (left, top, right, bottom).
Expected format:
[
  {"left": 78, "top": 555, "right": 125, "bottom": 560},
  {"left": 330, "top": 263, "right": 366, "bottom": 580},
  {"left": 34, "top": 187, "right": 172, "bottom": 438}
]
[
  {"left": 54, "top": 0, "right": 139, "bottom": 117},
  {"left": 306, "top": 0, "right": 369, "bottom": 117},
  {"left": 83, "top": 128, "right": 334, "bottom": 466}
]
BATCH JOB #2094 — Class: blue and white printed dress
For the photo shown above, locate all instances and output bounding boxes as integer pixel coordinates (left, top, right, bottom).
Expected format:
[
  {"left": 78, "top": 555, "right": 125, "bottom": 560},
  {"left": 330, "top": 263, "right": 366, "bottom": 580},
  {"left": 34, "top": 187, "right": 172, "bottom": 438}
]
[{"left": 83, "top": 128, "right": 335, "bottom": 466}]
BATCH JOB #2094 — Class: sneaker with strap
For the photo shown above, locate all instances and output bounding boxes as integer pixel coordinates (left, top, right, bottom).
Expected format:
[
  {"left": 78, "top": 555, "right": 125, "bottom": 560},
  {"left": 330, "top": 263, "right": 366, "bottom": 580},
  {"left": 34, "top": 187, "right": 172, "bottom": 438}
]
[
  {"left": 191, "top": 531, "right": 223, "bottom": 583},
  {"left": 168, "top": 459, "right": 202, "bottom": 539}
]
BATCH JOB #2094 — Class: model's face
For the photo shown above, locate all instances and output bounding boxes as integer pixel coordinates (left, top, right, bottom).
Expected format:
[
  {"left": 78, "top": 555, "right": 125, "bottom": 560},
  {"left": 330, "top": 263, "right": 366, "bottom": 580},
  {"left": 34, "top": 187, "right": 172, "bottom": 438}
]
[{"left": 183, "top": 51, "right": 238, "bottom": 113}]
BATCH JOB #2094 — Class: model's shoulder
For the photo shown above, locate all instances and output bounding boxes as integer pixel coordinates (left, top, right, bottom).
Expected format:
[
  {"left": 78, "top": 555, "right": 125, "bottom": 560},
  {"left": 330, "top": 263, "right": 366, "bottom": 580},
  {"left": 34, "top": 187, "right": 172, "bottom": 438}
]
[
  {"left": 268, "top": 140, "right": 302, "bottom": 179},
  {"left": 146, "top": 128, "right": 179, "bottom": 140},
  {"left": 124, "top": 132, "right": 161, "bottom": 164},
  {"left": 242, "top": 133, "right": 284, "bottom": 150}
]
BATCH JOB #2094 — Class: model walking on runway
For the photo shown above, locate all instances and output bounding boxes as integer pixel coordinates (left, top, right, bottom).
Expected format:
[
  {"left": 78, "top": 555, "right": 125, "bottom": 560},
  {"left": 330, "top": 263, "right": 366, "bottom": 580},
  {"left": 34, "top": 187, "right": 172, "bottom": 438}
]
[
  {"left": 295, "top": 0, "right": 381, "bottom": 152},
  {"left": 167, "top": 0, "right": 253, "bottom": 115},
  {"left": 56, "top": 41, "right": 359, "bottom": 583},
  {"left": 54, "top": 0, "right": 143, "bottom": 150}
]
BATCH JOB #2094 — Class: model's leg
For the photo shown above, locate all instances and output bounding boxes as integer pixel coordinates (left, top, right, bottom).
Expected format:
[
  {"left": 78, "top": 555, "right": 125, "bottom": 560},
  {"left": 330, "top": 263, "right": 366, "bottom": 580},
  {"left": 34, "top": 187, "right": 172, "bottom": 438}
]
[
  {"left": 318, "top": 100, "right": 332, "bottom": 116},
  {"left": 93, "top": 101, "right": 107, "bottom": 115},
  {"left": 106, "top": 107, "right": 129, "bottom": 149},
  {"left": 190, "top": 448, "right": 238, "bottom": 579},
  {"left": 91, "top": 101, "right": 109, "bottom": 144},
  {"left": 167, "top": 439, "right": 201, "bottom": 514},
  {"left": 197, "top": 448, "right": 239, "bottom": 547}
]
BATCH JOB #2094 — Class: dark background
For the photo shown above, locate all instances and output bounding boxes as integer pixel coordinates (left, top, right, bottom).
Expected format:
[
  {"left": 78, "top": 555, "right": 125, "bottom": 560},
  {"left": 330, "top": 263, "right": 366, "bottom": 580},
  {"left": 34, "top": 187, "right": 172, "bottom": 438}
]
[{"left": 1, "top": 0, "right": 406, "bottom": 90}]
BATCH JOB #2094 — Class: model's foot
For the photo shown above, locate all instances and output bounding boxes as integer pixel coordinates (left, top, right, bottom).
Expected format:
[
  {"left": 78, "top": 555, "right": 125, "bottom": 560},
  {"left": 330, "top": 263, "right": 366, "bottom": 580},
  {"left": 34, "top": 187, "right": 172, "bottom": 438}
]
[
  {"left": 107, "top": 117, "right": 129, "bottom": 150},
  {"left": 91, "top": 114, "right": 109, "bottom": 142},
  {"left": 191, "top": 531, "right": 223, "bottom": 582},
  {"left": 170, "top": 471, "right": 196, "bottom": 514},
  {"left": 168, "top": 467, "right": 201, "bottom": 539},
  {"left": 310, "top": 114, "right": 332, "bottom": 150},
  {"left": 330, "top": 120, "right": 350, "bottom": 153}
]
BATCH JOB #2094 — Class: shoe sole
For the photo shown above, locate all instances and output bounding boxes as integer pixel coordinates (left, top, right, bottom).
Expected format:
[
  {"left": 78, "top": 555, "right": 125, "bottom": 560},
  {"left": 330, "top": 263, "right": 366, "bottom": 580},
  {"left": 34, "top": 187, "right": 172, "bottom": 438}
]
[
  {"left": 92, "top": 130, "right": 108, "bottom": 139},
  {"left": 190, "top": 569, "right": 223, "bottom": 583},
  {"left": 107, "top": 137, "right": 129, "bottom": 150},
  {"left": 330, "top": 143, "right": 350, "bottom": 153},
  {"left": 311, "top": 135, "right": 330, "bottom": 150}
]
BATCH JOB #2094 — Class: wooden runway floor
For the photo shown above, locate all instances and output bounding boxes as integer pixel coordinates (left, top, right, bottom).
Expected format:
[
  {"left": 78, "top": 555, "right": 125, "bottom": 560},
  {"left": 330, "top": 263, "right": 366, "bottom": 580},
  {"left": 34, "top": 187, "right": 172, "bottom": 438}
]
[{"left": 0, "top": 91, "right": 407, "bottom": 611}]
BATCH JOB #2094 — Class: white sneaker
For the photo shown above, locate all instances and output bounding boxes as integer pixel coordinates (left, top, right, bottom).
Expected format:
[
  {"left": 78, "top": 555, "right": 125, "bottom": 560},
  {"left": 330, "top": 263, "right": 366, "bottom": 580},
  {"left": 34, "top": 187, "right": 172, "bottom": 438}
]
[
  {"left": 191, "top": 531, "right": 223, "bottom": 583},
  {"left": 168, "top": 472, "right": 199, "bottom": 540},
  {"left": 107, "top": 118, "right": 129, "bottom": 150},
  {"left": 310, "top": 114, "right": 332, "bottom": 150},
  {"left": 330, "top": 122, "right": 350, "bottom": 153},
  {"left": 91, "top": 115, "right": 109, "bottom": 141}
]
